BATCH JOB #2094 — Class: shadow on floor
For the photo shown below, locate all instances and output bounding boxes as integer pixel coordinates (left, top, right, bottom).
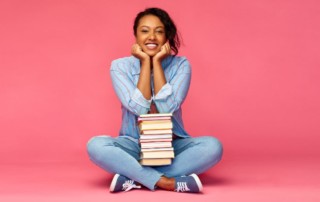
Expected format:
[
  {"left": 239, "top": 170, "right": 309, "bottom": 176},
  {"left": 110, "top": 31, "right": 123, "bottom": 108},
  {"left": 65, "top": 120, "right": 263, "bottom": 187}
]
[
  {"left": 88, "top": 175, "right": 111, "bottom": 188},
  {"left": 199, "top": 173, "right": 233, "bottom": 186}
]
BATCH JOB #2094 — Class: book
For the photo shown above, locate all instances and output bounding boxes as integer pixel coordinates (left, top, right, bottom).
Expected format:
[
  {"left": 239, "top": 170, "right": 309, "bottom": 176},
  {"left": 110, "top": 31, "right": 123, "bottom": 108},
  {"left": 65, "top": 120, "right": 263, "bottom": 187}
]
[
  {"left": 141, "top": 147, "right": 174, "bottom": 152},
  {"left": 139, "top": 119, "right": 171, "bottom": 125},
  {"left": 141, "top": 150, "right": 175, "bottom": 159},
  {"left": 140, "top": 141, "right": 172, "bottom": 148},
  {"left": 141, "top": 129, "right": 173, "bottom": 135},
  {"left": 139, "top": 122, "right": 173, "bottom": 131},
  {"left": 139, "top": 120, "right": 172, "bottom": 124},
  {"left": 138, "top": 116, "right": 171, "bottom": 122},
  {"left": 140, "top": 138, "right": 172, "bottom": 143},
  {"left": 139, "top": 113, "right": 172, "bottom": 118},
  {"left": 140, "top": 158, "right": 172, "bottom": 166},
  {"left": 139, "top": 134, "right": 172, "bottom": 139}
]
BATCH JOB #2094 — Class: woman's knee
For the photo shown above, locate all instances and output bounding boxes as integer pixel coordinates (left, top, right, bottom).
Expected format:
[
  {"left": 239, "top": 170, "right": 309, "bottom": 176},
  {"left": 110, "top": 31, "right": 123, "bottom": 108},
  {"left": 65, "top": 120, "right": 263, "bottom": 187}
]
[
  {"left": 86, "top": 135, "right": 113, "bottom": 159},
  {"left": 198, "top": 136, "right": 223, "bottom": 163}
]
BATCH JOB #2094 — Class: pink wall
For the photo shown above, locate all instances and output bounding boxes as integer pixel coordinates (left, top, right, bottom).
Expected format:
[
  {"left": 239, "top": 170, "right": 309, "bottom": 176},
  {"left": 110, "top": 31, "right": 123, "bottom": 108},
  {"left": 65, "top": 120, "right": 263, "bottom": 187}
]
[{"left": 1, "top": 0, "right": 319, "bottom": 163}]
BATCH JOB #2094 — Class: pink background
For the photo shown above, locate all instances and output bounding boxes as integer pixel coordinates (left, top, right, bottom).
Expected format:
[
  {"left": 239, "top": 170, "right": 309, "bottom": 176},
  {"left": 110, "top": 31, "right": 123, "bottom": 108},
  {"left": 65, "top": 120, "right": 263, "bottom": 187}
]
[{"left": 1, "top": 0, "right": 320, "bottom": 201}]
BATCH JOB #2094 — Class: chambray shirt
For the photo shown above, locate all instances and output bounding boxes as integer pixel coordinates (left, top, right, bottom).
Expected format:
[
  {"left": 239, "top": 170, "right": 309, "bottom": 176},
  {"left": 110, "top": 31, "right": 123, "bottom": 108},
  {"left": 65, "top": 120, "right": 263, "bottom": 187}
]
[{"left": 110, "top": 55, "right": 192, "bottom": 142}]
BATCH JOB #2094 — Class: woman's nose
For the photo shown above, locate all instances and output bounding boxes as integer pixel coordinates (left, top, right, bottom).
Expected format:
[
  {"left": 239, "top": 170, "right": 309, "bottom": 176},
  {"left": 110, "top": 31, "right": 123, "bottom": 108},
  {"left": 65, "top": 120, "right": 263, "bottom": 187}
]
[{"left": 148, "top": 32, "right": 156, "bottom": 40}]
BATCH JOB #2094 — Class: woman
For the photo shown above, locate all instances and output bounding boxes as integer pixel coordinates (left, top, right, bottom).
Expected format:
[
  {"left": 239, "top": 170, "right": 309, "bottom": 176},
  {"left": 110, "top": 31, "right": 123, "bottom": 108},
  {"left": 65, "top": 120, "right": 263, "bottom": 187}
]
[{"left": 87, "top": 7, "right": 223, "bottom": 193}]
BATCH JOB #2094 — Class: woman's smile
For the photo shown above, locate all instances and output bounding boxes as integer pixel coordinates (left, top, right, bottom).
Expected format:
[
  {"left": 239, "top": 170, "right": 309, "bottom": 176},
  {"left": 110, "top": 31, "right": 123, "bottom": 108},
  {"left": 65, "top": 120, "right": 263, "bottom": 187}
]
[{"left": 145, "top": 43, "right": 158, "bottom": 50}]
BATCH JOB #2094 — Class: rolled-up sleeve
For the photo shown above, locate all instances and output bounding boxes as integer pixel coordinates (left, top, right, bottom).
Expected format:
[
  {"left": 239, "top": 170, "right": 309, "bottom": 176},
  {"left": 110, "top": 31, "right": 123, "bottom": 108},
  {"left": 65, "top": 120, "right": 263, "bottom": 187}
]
[
  {"left": 110, "top": 61, "right": 151, "bottom": 115},
  {"left": 153, "top": 58, "right": 191, "bottom": 113}
]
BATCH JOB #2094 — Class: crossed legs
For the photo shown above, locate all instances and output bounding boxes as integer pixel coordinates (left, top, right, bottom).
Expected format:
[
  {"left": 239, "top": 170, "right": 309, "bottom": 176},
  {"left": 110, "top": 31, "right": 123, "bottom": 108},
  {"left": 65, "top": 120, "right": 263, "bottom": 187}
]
[{"left": 87, "top": 135, "right": 223, "bottom": 191}]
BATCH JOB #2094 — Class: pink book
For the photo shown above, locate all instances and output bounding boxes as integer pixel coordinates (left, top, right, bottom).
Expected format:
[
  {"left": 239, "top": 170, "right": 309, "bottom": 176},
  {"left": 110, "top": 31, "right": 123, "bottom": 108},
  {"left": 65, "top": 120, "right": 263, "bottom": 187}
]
[{"left": 138, "top": 116, "right": 171, "bottom": 122}]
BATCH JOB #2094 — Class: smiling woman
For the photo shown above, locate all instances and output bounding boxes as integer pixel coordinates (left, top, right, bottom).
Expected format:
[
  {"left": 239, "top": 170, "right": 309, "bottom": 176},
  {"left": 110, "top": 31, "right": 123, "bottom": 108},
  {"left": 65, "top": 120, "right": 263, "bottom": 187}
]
[
  {"left": 134, "top": 15, "right": 167, "bottom": 57},
  {"left": 86, "top": 7, "right": 223, "bottom": 193},
  {"left": 133, "top": 8, "right": 180, "bottom": 56}
]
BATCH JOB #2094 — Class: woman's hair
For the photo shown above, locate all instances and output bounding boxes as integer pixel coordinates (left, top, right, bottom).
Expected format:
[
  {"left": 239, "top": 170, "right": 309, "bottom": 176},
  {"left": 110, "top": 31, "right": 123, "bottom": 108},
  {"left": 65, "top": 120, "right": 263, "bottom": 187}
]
[{"left": 133, "top": 7, "right": 181, "bottom": 56}]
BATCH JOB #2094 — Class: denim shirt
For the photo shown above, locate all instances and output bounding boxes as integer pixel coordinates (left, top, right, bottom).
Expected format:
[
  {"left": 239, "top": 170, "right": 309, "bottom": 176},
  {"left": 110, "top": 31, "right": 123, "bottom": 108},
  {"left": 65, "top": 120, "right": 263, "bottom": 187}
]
[{"left": 110, "top": 55, "right": 192, "bottom": 142}]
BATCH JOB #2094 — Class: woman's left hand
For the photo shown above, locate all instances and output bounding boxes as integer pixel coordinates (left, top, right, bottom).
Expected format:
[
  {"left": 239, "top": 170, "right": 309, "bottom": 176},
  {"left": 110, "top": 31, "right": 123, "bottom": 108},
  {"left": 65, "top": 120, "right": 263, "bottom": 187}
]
[{"left": 153, "top": 41, "right": 171, "bottom": 62}]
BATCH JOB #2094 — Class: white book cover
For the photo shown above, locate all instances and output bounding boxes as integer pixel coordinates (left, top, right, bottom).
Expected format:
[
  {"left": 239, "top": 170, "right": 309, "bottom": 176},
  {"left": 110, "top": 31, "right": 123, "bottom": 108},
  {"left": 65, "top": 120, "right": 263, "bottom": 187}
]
[
  {"left": 140, "top": 134, "right": 172, "bottom": 139},
  {"left": 142, "top": 129, "right": 173, "bottom": 135},
  {"left": 140, "top": 142, "right": 172, "bottom": 148}
]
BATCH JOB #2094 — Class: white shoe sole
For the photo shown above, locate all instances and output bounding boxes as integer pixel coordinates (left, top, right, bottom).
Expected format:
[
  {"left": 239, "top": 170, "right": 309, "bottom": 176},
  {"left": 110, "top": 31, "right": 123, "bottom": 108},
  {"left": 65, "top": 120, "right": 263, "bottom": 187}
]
[
  {"left": 109, "top": 174, "right": 120, "bottom": 192},
  {"left": 190, "top": 173, "right": 203, "bottom": 192}
]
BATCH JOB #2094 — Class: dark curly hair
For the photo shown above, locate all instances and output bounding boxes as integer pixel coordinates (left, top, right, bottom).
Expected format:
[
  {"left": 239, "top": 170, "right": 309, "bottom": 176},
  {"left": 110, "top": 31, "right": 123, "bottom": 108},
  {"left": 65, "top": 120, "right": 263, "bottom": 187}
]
[{"left": 133, "top": 7, "right": 181, "bottom": 56}]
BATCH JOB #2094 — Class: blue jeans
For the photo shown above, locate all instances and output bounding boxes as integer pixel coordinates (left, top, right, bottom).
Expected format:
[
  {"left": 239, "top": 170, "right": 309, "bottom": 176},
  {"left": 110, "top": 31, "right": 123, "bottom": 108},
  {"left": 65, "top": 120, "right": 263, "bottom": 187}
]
[{"left": 87, "top": 135, "right": 223, "bottom": 190}]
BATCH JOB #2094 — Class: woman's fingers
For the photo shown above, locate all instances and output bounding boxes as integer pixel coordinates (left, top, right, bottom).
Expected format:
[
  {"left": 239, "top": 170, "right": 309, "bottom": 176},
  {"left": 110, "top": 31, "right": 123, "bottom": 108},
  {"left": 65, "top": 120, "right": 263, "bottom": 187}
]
[
  {"left": 131, "top": 44, "right": 149, "bottom": 61},
  {"left": 131, "top": 44, "right": 140, "bottom": 55},
  {"left": 132, "top": 44, "right": 140, "bottom": 53},
  {"left": 163, "top": 42, "right": 171, "bottom": 55}
]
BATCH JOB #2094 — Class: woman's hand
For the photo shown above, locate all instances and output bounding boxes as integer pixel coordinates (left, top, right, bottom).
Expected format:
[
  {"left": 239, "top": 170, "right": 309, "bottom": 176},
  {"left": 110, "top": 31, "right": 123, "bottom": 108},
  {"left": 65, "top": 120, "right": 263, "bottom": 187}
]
[
  {"left": 131, "top": 44, "right": 150, "bottom": 62},
  {"left": 153, "top": 42, "right": 171, "bottom": 63}
]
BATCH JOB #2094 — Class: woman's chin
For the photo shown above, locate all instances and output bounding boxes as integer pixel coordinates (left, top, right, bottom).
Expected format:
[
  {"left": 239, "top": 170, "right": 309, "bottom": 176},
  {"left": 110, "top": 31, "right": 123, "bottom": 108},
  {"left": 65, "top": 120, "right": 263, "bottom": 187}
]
[
  {"left": 147, "top": 53, "right": 157, "bottom": 57},
  {"left": 143, "top": 49, "right": 160, "bottom": 57}
]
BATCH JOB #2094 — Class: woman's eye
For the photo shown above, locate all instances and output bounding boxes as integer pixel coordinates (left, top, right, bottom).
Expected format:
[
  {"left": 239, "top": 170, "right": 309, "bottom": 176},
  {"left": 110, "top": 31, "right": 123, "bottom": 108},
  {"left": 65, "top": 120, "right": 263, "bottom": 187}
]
[
  {"left": 156, "top": 30, "right": 164, "bottom": 33},
  {"left": 141, "top": 30, "right": 148, "bottom": 33}
]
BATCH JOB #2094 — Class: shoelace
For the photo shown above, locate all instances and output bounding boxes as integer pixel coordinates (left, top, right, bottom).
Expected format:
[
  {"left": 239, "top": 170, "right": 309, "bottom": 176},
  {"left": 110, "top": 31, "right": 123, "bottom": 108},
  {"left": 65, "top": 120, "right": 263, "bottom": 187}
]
[
  {"left": 175, "top": 182, "right": 191, "bottom": 192},
  {"left": 122, "top": 180, "right": 141, "bottom": 192}
]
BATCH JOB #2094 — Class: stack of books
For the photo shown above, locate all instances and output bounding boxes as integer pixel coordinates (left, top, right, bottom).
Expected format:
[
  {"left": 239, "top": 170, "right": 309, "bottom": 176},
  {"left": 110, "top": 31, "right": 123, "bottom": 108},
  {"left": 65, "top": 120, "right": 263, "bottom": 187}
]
[{"left": 138, "top": 113, "right": 175, "bottom": 166}]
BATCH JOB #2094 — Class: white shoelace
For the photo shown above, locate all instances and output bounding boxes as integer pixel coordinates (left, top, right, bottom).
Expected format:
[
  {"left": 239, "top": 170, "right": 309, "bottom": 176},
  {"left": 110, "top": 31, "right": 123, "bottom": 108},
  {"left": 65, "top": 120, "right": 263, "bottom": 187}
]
[
  {"left": 122, "top": 180, "right": 141, "bottom": 192},
  {"left": 175, "top": 182, "right": 190, "bottom": 192}
]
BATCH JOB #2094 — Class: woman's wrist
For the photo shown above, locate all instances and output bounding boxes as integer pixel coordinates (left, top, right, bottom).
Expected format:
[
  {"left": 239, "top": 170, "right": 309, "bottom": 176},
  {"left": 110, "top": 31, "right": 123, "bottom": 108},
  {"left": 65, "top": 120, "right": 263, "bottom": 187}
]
[
  {"left": 140, "top": 56, "right": 151, "bottom": 65},
  {"left": 152, "top": 57, "right": 163, "bottom": 65}
]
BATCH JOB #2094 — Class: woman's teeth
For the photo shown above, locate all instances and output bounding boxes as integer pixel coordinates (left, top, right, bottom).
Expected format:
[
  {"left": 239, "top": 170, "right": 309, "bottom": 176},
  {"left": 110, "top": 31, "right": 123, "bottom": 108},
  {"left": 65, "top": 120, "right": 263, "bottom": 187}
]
[{"left": 146, "top": 44, "right": 157, "bottom": 49}]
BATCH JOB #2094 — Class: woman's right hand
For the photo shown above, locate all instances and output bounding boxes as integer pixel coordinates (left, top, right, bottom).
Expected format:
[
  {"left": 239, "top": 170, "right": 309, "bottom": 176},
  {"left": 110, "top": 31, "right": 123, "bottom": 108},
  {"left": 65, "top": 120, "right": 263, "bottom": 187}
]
[{"left": 131, "top": 44, "right": 150, "bottom": 62}]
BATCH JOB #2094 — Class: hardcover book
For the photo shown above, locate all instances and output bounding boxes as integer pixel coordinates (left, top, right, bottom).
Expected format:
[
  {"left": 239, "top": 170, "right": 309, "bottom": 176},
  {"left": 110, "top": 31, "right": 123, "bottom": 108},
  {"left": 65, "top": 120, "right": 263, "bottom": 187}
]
[
  {"left": 140, "top": 158, "right": 172, "bottom": 166},
  {"left": 140, "top": 150, "right": 175, "bottom": 159},
  {"left": 139, "top": 122, "right": 173, "bottom": 131},
  {"left": 139, "top": 134, "right": 172, "bottom": 139},
  {"left": 141, "top": 129, "right": 173, "bottom": 135},
  {"left": 139, "top": 113, "right": 172, "bottom": 118},
  {"left": 140, "top": 141, "right": 172, "bottom": 148}
]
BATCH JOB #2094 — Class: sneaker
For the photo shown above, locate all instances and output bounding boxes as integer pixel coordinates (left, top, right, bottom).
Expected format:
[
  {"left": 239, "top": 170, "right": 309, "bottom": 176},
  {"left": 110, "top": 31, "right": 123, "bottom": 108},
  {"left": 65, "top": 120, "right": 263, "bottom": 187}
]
[
  {"left": 109, "top": 174, "right": 141, "bottom": 192},
  {"left": 174, "top": 173, "right": 203, "bottom": 193}
]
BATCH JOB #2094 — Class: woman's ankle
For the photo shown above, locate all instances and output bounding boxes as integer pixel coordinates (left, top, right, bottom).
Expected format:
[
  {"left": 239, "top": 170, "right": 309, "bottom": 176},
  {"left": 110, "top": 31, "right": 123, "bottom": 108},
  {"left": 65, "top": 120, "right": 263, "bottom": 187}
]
[{"left": 156, "top": 176, "right": 175, "bottom": 191}]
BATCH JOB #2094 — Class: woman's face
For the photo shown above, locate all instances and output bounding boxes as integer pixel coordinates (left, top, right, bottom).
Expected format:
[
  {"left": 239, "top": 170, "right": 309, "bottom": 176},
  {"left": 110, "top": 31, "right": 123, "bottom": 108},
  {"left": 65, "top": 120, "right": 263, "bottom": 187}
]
[{"left": 135, "top": 15, "right": 167, "bottom": 57}]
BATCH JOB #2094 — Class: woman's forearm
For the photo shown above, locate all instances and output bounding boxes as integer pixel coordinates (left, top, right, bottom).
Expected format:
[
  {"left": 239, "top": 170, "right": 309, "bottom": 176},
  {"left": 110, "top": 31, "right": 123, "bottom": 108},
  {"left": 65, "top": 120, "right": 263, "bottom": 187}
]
[
  {"left": 152, "top": 59, "right": 167, "bottom": 95},
  {"left": 137, "top": 58, "right": 152, "bottom": 100}
]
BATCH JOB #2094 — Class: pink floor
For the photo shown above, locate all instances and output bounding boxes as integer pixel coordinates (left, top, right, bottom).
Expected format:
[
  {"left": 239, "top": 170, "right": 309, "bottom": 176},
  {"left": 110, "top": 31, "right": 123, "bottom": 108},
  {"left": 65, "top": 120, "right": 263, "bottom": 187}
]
[{"left": 2, "top": 154, "right": 319, "bottom": 202}]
